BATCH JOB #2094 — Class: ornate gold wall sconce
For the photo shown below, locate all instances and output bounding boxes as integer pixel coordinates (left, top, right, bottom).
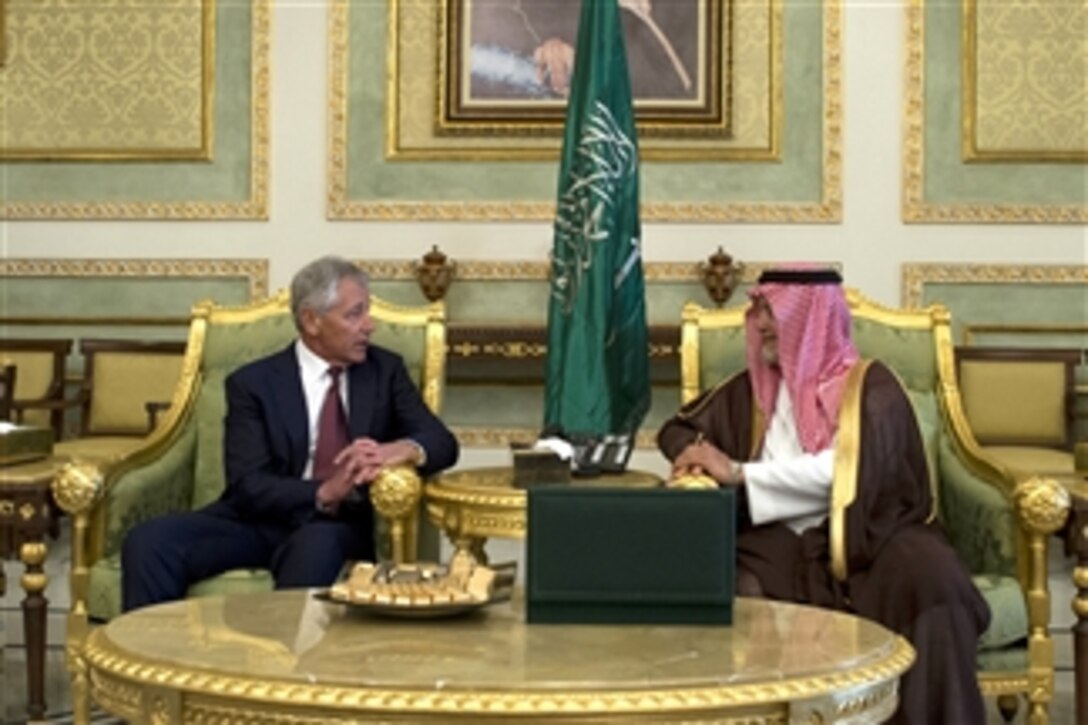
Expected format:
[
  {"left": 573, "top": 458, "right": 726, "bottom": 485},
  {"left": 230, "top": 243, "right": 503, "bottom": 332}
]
[
  {"left": 699, "top": 247, "right": 743, "bottom": 306},
  {"left": 415, "top": 245, "right": 456, "bottom": 302}
]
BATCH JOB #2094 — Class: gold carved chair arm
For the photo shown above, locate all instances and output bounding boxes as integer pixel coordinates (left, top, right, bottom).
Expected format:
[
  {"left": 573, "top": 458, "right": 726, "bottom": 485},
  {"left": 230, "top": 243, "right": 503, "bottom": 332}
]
[
  {"left": 51, "top": 460, "right": 106, "bottom": 700},
  {"left": 1013, "top": 475, "right": 1070, "bottom": 697},
  {"left": 369, "top": 466, "right": 423, "bottom": 564}
]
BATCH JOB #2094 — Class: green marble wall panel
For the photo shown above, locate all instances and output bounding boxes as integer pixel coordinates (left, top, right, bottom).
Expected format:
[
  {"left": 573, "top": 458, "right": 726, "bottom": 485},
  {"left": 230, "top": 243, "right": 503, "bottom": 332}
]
[{"left": 904, "top": 0, "right": 1087, "bottom": 221}]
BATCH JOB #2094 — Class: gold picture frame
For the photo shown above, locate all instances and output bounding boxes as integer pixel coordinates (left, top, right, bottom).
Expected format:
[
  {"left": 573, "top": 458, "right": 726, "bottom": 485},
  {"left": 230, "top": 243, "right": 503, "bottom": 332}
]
[{"left": 439, "top": 0, "right": 731, "bottom": 138}]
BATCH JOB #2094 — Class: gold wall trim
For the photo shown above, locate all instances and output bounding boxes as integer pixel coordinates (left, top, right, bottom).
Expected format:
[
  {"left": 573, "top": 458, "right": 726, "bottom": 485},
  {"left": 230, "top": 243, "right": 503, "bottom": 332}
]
[
  {"left": 360, "top": 259, "right": 784, "bottom": 283},
  {"left": 902, "top": 0, "right": 1088, "bottom": 223},
  {"left": 0, "top": 258, "right": 269, "bottom": 301},
  {"left": 961, "top": 0, "right": 1087, "bottom": 163},
  {"left": 327, "top": 0, "right": 840, "bottom": 222},
  {"left": 454, "top": 426, "right": 659, "bottom": 451},
  {"left": 0, "top": 0, "right": 270, "bottom": 220},
  {"left": 0, "top": 0, "right": 215, "bottom": 160},
  {"left": 901, "top": 263, "right": 1088, "bottom": 308},
  {"left": 962, "top": 324, "right": 1088, "bottom": 345}
]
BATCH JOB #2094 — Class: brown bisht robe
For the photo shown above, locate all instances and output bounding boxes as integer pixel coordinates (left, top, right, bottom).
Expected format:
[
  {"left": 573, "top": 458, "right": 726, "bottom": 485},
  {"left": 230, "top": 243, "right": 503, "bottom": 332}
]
[{"left": 658, "top": 361, "right": 990, "bottom": 725}]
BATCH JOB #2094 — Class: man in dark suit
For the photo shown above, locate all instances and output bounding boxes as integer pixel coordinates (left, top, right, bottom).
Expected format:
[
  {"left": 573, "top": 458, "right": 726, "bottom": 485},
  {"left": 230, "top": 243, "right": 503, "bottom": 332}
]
[{"left": 122, "top": 256, "right": 459, "bottom": 611}]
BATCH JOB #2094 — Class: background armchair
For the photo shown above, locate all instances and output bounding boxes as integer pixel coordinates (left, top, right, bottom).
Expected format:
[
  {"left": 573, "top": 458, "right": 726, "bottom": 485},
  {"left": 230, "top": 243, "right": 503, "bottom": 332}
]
[
  {"left": 680, "top": 289, "right": 1069, "bottom": 722},
  {"left": 955, "top": 345, "right": 1082, "bottom": 476},
  {"left": 0, "top": 338, "right": 73, "bottom": 440},
  {"left": 52, "top": 290, "right": 446, "bottom": 720},
  {"left": 53, "top": 339, "right": 187, "bottom": 464}
]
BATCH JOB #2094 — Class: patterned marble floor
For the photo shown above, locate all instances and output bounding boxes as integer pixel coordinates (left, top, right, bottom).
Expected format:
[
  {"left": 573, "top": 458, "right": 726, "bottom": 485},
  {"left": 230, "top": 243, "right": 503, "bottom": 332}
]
[{"left": 1, "top": 527, "right": 1079, "bottom": 724}]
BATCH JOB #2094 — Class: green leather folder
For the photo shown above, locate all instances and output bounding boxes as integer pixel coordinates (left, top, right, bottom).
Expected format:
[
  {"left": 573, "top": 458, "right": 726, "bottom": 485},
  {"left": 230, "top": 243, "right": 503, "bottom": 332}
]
[{"left": 527, "top": 487, "right": 736, "bottom": 625}]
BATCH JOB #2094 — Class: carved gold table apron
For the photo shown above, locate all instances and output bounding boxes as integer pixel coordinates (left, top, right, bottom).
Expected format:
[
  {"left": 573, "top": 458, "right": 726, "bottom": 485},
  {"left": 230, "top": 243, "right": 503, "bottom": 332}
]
[
  {"left": 0, "top": 455, "right": 63, "bottom": 723},
  {"left": 84, "top": 589, "right": 914, "bottom": 723},
  {"left": 425, "top": 466, "right": 662, "bottom": 561}
]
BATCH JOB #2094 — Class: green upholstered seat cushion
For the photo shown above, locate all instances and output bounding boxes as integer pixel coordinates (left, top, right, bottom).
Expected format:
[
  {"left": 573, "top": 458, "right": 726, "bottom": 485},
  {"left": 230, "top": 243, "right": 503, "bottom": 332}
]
[
  {"left": 973, "top": 574, "right": 1028, "bottom": 651},
  {"left": 88, "top": 556, "right": 274, "bottom": 621},
  {"left": 187, "top": 568, "right": 275, "bottom": 599},
  {"left": 976, "top": 645, "right": 1028, "bottom": 673}
]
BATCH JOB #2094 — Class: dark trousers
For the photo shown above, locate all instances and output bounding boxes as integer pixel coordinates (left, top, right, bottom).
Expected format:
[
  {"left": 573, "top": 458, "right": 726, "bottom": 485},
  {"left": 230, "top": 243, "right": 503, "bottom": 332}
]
[{"left": 121, "top": 501, "right": 374, "bottom": 612}]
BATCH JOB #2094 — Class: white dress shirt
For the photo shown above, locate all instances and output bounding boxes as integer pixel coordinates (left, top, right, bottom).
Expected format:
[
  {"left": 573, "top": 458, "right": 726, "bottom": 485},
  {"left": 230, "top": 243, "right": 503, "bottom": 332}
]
[
  {"left": 741, "top": 384, "right": 835, "bottom": 533},
  {"left": 296, "top": 341, "right": 349, "bottom": 479}
]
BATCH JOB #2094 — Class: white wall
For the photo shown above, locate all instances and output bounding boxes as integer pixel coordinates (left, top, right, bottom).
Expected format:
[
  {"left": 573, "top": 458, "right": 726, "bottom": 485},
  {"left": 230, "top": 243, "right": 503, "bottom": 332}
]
[{"left": 2, "top": 0, "right": 1084, "bottom": 307}]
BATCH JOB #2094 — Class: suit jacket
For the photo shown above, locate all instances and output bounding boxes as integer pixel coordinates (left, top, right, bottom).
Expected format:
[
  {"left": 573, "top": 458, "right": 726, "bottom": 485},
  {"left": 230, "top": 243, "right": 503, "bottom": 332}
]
[{"left": 219, "top": 343, "right": 459, "bottom": 528}]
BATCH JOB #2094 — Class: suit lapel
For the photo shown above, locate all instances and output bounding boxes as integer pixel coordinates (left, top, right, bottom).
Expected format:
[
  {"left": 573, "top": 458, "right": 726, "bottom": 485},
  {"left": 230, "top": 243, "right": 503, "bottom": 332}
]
[
  {"left": 348, "top": 358, "right": 375, "bottom": 439},
  {"left": 270, "top": 346, "right": 309, "bottom": 473}
]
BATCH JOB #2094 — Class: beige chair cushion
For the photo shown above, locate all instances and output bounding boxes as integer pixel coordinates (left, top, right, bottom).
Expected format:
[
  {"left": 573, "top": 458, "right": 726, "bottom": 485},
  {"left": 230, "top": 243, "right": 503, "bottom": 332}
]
[
  {"left": 87, "top": 352, "right": 184, "bottom": 434},
  {"left": 982, "top": 446, "right": 1074, "bottom": 476},
  {"left": 0, "top": 351, "right": 59, "bottom": 430},
  {"left": 959, "top": 360, "right": 1067, "bottom": 446}
]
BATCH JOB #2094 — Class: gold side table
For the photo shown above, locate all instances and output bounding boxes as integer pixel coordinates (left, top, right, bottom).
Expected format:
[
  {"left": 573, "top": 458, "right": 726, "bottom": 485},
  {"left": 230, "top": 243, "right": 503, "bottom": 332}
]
[
  {"left": 0, "top": 454, "right": 65, "bottom": 723},
  {"left": 425, "top": 466, "right": 661, "bottom": 561},
  {"left": 85, "top": 589, "right": 914, "bottom": 723}
]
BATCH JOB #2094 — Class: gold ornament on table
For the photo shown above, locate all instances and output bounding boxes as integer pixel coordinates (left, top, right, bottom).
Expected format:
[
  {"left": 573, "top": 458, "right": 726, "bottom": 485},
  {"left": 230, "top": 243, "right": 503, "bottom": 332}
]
[
  {"left": 699, "top": 247, "right": 743, "bottom": 307},
  {"left": 668, "top": 472, "right": 719, "bottom": 490},
  {"left": 414, "top": 245, "right": 455, "bottom": 302}
]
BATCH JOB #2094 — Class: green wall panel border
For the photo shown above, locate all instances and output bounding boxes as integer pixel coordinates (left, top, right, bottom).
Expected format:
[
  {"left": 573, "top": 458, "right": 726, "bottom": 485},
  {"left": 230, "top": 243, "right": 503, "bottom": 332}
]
[
  {"left": 328, "top": 0, "right": 842, "bottom": 222},
  {"left": 0, "top": 0, "right": 269, "bottom": 220},
  {"left": 902, "top": 0, "right": 1088, "bottom": 223}
]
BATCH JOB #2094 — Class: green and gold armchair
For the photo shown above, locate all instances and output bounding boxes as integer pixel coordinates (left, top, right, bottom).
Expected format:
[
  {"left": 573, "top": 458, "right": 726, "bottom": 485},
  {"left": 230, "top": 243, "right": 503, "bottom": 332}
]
[
  {"left": 679, "top": 289, "right": 1069, "bottom": 723},
  {"left": 52, "top": 291, "right": 446, "bottom": 721}
]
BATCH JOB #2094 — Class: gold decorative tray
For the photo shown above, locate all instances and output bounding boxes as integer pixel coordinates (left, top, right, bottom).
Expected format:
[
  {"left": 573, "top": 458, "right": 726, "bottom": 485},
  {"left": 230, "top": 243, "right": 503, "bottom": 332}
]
[{"left": 316, "top": 556, "right": 516, "bottom": 619}]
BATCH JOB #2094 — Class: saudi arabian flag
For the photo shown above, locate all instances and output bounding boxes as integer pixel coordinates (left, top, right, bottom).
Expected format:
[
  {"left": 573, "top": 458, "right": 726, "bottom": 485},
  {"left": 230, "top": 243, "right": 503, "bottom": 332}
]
[{"left": 543, "top": 0, "right": 650, "bottom": 439}]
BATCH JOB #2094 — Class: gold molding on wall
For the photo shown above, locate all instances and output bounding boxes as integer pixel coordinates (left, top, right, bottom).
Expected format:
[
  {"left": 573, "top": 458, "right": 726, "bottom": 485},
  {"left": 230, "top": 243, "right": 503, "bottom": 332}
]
[
  {"left": 327, "top": 0, "right": 841, "bottom": 222},
  {"left": 961, "top": 324, "right": 1088, "bottom": 345},
  {"left": 358, "top": 259, "right": 783, "bottom": 283},
  {"left": 0, "top": 258, "right": 269, "bottom": 301},
  {"left": 453, "top": 425, "right": 659, "bottom": 451},
  {"left": 0, "top": 0, "right": 269, "bottom": 220},
  {"left": 901, "top": 263, "right": 1088, "bottom": 308},
  {"left": 902, "top": 0, "right": 1088, "bottom": 223}
]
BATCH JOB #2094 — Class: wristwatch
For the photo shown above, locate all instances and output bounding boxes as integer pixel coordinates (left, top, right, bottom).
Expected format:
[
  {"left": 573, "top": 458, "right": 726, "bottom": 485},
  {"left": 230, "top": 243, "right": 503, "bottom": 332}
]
[
  {"left": 315, "top": 496, "right": 337, "bottom": 515},
  {"left": 727, "top": 460, "right": 744, "bottom": 484}
]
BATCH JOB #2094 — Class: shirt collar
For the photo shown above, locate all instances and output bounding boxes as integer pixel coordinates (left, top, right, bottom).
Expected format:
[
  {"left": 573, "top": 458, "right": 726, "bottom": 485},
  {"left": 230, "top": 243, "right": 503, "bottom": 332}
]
[{"left": 295, "top": 339, "right": 336, "bottom": 386}]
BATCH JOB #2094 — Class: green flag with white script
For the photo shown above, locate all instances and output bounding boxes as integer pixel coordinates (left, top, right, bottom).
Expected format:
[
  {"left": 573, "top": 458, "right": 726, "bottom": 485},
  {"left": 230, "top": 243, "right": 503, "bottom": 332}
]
[{"left": 544, "top": 0, "right": 650, "bottom": 438}]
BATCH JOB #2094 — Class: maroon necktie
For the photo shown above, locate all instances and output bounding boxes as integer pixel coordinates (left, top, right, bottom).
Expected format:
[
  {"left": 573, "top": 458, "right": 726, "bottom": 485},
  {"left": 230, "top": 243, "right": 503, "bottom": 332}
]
[{"left": 312, "top": 367, "right": 349, "bottom": 480}]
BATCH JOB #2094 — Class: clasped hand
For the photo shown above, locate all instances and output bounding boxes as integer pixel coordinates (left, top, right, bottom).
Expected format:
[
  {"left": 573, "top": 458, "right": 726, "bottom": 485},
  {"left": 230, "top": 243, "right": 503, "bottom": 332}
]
[
  {"left": 318, "top": 439, "right": 419, "bottom": 506},
  {"left": 672, "top": 439, "right": 743, "bottom": 485}
]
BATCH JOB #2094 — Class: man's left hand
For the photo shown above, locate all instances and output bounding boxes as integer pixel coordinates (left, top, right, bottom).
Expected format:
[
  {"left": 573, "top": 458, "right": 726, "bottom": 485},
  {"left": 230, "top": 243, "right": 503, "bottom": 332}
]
[{"left": 334, "top": 438, "right": 422, "bottom": 485}]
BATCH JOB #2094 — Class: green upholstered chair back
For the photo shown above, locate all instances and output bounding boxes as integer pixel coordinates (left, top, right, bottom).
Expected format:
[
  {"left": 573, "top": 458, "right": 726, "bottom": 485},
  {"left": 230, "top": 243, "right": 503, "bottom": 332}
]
[
  {"left": 162, "top": 292, "right": 446, "bottom": 510},
  {"left": 679, "top": 290, "right": 1018, "bottom": 581}
]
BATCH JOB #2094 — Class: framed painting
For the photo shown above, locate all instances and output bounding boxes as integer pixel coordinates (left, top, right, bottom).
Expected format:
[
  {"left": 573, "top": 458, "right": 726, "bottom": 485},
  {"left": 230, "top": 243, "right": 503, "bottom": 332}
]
[{"left": 441, "top": 0, "right": 730, "bottom": 137}]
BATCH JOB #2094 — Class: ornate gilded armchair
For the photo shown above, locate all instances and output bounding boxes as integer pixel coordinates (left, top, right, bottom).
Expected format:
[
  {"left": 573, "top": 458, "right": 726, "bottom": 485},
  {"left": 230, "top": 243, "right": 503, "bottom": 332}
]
[
  {"left": 53, "top": 291, "right": 446, "bottom": 721},
  {"left": 679, "top": 289, "right": 1069, "bottom": 723}
]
